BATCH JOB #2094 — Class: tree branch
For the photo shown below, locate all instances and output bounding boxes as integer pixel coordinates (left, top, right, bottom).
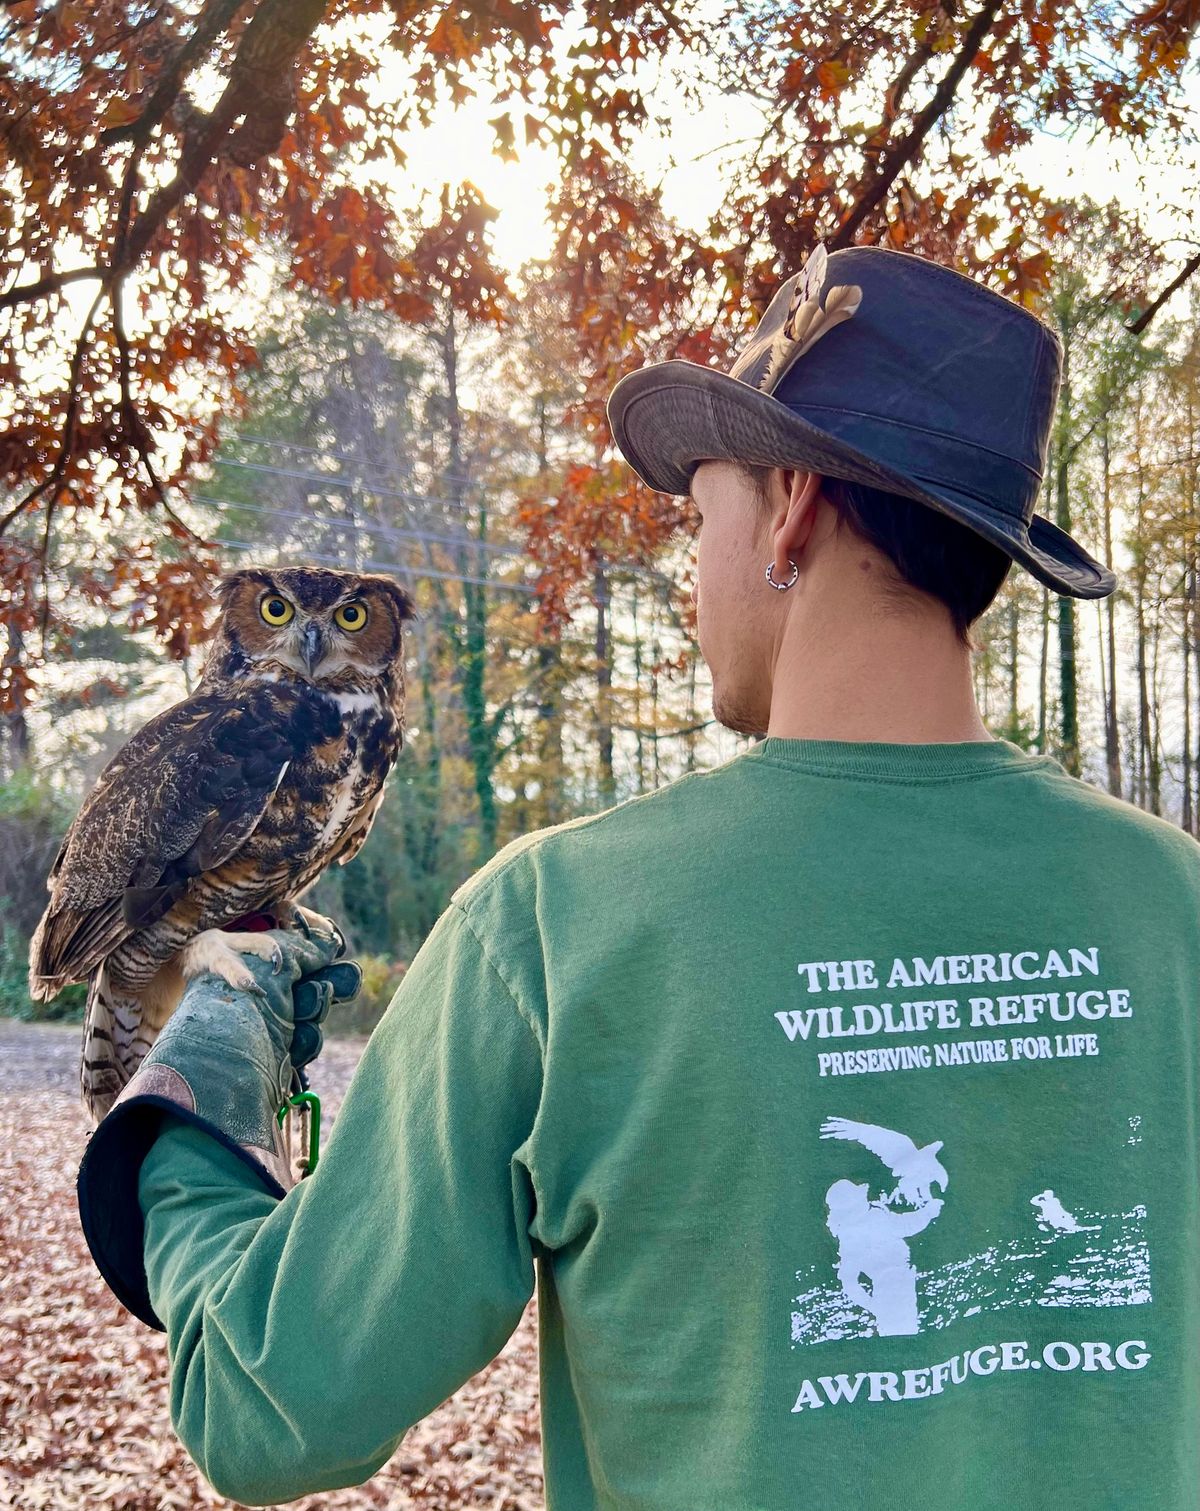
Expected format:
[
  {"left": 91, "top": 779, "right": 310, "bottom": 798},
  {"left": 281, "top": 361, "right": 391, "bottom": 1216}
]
[
  {"left": 487, "top": 692, "right": 520, "bottom": 741},
  {"left": 612, "top": 719, "right": 716, "bottom": 740},
  {"left": 0, "top": 283, "right": 108, "bottom": 539},
  {"left": 0, "top": 265, "right": 105, "bottom": 312},
  {"left": 112, "top": 272, "right": 213, "bottom": 548},
  {"left": 125, "top": 0, "right": 331, "bottom": 267},
  {"left": 1127, "top": 250, "right": 1200, "bottom": 335},
  {"left": 831, "top": 0, "right": 1006, "bottom": 249},
  {"left": 99, "top": 0, "right": 255, "bottom": 147}
]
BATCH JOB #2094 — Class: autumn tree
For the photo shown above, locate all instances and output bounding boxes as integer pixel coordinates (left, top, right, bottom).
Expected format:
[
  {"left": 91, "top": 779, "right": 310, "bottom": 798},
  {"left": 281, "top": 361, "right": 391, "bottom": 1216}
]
[{"left": 0, "top": 0, "right": 691, "bottom": 727}]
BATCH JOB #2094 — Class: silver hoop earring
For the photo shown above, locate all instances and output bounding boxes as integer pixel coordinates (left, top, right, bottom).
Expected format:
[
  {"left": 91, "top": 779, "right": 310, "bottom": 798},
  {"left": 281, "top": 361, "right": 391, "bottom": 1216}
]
[{"left": 765, "top": 559, "right": 798, "bottom": 591}]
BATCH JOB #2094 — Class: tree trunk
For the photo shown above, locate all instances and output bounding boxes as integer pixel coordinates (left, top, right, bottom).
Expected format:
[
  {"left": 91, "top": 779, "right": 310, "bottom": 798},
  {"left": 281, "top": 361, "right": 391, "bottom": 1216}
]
[
  {"left": 631, "top": 579, "right": 646, "bottom": 793},
  {"left": 1055, "top": 445, "right": 1079, "bottom": 774},
  {"left": 1131, "top": 389, "right": 1153, "bottom": 811},
  {"left": 439, "top": 304, "right": 499, "bottom": 850},
  {"left": 1148, "top": 586, "right": 1162, "bottom": 815},
  {"left": 1006, "top": 594, "right": 1019, "bottom": 741},
  {"left": 0, "top": 623, "right": 30, "bottom": 773},
  {"left": 532, "top": 391, "right": 566, "bottom": 825},
  {"left": 461, "top": 569, "right": 497, "bottom": 850},
  {"left": 404, "top": 613, "right": 445, "bottom": 937},
  {"left": 1100, "top": 413, "right": 1122, "bottom": 795},
  {"left": 1183, "top": 555, "right": 1193, "bottom": 833},
  {"left": 1036, "top": 465, "right": 1053, "bottom": 755},
  {"left": 1135, "top": 576, "right": 1150, "bottom": 809},
  {"left": 1037, "top": 589, "right": 1050, "bottom": 757},
  {"left": 593, "top": 555, "right": 616, "bottom": 806}
]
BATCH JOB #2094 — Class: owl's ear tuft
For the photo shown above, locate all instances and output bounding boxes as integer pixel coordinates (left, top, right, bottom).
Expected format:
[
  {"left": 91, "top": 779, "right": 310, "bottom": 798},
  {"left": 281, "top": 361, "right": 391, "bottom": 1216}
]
[
  {"left": 391, "top": 583, "right": 418, "bottom": 623},
  {"left": 360, "top": 573, "right": 418, "bottom": 624},
  {"left": 216, "top": 568, "right": 274, "bottom": 606}
]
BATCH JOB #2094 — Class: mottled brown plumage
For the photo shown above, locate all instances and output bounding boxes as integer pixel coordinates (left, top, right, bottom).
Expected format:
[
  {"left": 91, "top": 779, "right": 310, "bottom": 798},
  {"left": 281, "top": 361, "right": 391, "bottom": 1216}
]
[{"left": 28, "top": 566, "right": 416, "bottom": 1122}]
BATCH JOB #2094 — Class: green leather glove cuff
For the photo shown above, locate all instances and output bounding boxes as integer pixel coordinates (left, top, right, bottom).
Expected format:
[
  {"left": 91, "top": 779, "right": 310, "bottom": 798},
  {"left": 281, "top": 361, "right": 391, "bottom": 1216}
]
[{"left": 77, "top": 914, "right": 361, "bottom": 1330}]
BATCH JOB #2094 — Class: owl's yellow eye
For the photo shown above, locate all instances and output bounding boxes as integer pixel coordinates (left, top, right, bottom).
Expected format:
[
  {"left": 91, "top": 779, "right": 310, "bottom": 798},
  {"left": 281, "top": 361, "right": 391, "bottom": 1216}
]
[
  {"left": 334, "top": 600, "right": 368, "bottom": 632},
  {"left": 260, "top": 595, "right": 294, "bottom": 626}
]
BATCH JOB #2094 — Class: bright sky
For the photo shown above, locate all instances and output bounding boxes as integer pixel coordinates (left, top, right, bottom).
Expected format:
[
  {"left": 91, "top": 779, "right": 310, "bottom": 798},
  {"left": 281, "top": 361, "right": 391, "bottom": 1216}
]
[
  {"left": 390, "top": 40, "right": 1200, "bottom": 313},
  {"left": 53, "top": 32, "right": 1200, "bottom": 363},
  {"left": 386, "top": 70, "right": 765, "bottom": 272}
]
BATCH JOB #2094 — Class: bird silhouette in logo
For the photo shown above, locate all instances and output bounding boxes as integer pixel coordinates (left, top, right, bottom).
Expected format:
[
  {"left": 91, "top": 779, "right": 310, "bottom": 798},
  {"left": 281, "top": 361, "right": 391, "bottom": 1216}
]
[{"left": 819, "top": 1117, "right": 949, "bottom": 1208}]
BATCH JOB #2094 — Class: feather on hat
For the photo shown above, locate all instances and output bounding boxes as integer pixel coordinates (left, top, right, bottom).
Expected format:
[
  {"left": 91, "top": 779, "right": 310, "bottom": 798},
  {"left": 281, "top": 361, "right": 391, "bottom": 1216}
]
[
  {"left": 605, "top": 241, "right": 1118, "bottom": 600},
  {"left": 729, "top": 243, "right": 863, "bottom": 394}
]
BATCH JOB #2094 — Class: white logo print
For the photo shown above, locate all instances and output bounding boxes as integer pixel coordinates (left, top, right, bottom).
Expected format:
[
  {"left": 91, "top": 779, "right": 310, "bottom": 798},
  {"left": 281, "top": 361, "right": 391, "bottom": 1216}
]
[
  {"left": 819, "top": 1116, "right": 949, "bottom": 1206},
  {"left": 1031, "top": 1189, "right": 1099, "bottom": 1235},
  {"left": 791, "top": 1117, "right": 1152, "bottom": 1348},
  {"left": 818, "top": 1118, "right": 947, "bottom": 1336}
]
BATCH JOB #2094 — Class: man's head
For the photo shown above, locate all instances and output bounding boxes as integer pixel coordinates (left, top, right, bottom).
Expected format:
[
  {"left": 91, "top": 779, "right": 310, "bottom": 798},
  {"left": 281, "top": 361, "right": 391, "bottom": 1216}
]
[
  {"left": 609, "top": 245, "right": 1117, "bottom": 620},
  {"left": 687, "top": 459, "right": 1013, "bottom": 739}
]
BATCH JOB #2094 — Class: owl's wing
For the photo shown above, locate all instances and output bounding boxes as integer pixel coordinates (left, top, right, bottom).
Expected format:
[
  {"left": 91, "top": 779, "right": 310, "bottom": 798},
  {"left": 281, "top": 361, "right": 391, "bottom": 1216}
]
[
  {"left": 30, "top": 681, "right": 340, "bottom": 993},
  {"left": 330, "top": 785, "right": 385, "bottom": 869}
]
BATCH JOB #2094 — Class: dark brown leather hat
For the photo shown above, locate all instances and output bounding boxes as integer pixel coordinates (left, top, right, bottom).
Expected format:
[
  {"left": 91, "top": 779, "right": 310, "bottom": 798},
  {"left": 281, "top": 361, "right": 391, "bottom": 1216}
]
[{"left": 607, "top": 243, "right": 1116, "bottom": 600}]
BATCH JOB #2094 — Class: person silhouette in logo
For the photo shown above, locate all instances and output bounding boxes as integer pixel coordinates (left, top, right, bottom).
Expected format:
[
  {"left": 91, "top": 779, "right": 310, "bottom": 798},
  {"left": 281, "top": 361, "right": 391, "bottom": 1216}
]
[{"left": 825, "top": 1178, "right": 944, "bottom": 1336}]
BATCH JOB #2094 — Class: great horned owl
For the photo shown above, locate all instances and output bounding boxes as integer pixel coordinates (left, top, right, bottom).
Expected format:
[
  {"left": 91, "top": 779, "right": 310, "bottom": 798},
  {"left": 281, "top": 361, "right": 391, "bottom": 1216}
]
[{"left": 28, "top": 566, "right": 416, "bottom": 1123}]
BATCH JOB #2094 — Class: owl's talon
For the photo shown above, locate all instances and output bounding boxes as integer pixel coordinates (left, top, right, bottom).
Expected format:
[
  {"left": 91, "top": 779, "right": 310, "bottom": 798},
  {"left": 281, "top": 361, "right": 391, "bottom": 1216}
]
[
  {"left": 285, "top": 903, "right": 329, "bottom": 941},
  {"left": 181, "top": 929, "right": 287, "bottom": 995}
]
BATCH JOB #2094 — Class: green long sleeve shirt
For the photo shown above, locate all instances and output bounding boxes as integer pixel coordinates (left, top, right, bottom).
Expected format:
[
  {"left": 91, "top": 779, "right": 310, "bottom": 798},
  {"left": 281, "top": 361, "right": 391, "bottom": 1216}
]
[{"left": 138, "top": 734, "right": 1200, "bottom": 1509}]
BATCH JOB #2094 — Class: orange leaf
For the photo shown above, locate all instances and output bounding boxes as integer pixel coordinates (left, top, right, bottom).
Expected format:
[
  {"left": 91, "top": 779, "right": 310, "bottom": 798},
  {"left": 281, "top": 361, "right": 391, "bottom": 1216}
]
[{"left": 101, "top": 97, "right": 142, "bottom": 129}]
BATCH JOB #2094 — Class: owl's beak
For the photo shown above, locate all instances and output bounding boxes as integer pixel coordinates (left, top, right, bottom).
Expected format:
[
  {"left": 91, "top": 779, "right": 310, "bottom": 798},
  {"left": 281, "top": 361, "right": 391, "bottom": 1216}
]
[{"left": 301, "top": 622, "right": 324, "bottom": 675}]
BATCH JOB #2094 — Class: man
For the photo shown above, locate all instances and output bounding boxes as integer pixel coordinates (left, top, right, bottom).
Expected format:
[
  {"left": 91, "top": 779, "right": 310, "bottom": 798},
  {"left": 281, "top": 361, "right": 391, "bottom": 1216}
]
[{"left": 79, "top": 244, "right": 1199, "bottom": 1509}]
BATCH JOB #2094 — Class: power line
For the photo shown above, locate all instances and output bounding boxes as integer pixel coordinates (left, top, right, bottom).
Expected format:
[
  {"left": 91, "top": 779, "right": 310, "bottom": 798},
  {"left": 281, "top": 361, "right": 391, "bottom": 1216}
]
[
  {"left": 212, "top": 438, "right": 686, "bottom": 585},
  {"left": 187, "top": 494, "right": 685, "bottom": 594},
  {"left": 214, "top": 531, "right": 682, "bottom": 603},
  {"left": 215, "top": 537, "right": 539, "bottom": 597},
  {"left": 235, "top": 432, "right": 480, "bottom": 489},
  {"left": 193, "top": 436, "right": 690, "bottom": 599},
  {"left": 211, "top": 455, "right": 482, "bottom": 516},
  {"left": 191, "top": 493, "right": 525, "bottom": 559}
]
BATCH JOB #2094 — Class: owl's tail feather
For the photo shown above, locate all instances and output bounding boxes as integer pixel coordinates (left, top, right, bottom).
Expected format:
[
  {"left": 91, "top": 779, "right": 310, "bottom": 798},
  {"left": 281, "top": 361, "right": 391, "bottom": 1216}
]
[
  {"left": 29, "top": 897, "right": 125, "bottom": 1003},
  {"left": 80, "top": 968, "right": 151, "bottom": 1125}
]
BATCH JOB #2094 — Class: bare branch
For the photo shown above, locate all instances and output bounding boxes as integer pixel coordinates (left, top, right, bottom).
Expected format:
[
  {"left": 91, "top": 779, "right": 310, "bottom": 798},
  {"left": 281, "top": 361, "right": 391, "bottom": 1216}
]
[
  {"left": 126, "top": 0, "right": 331, "bottom": 267},
  {"left": 1127, "top": 250, "right": 1200, "bottom": 335},
  {"left": 0, "top": 265, "right": 105, "bottom": 312},
  {"left": 99, "top": 0, "right": 255, "bottom": 147},
  {"left": 0, "top": 283, "right": 108, "bottom": 539},
  {"left": 112, "top": 272, "right": 214, "bottom": 549}
]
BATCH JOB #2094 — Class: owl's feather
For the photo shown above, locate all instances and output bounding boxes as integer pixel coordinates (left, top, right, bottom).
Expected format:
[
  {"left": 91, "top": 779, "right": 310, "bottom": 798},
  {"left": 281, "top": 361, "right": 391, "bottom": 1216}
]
[
  {"left": 78, "top": 970, "right": 146, "bottom": 1119},
  {"left": 762, "top": 282, "right": 862, "bottom": 392},
  {"left": 329, "top": 786, "right": 385, "bottom": 869}
]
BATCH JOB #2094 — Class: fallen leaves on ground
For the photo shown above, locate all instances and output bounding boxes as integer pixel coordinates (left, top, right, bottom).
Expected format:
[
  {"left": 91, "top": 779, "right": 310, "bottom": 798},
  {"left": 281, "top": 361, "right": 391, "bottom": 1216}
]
[{"left": 0, "top": 1020, "right": 544, "bottom": 1511}]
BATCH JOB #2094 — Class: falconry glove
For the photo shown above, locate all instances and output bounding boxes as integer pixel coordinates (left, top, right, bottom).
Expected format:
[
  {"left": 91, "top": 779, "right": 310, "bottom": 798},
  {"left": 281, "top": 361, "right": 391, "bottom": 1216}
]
[{"left": 77, "top": 910, "right": 362, "bottom": 1330}]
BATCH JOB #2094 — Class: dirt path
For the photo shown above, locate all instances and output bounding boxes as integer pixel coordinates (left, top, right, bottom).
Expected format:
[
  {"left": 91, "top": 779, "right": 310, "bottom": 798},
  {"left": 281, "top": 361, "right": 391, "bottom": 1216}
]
[{"left": 0, "top": 1020, "right": 544, "bottom": 1510}]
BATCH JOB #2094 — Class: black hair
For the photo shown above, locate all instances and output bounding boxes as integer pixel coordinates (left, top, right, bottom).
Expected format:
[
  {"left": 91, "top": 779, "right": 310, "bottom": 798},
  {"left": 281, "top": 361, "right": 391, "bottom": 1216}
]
[{"left": 739, "top": 464, "right": 1013, "bottom": 650}]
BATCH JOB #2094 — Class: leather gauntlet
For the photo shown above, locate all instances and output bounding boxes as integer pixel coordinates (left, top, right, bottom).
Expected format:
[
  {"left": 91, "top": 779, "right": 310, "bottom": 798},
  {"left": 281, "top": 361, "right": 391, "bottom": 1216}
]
[{"left": 76, "top": 911, "right": 361, "bottom": 1329}]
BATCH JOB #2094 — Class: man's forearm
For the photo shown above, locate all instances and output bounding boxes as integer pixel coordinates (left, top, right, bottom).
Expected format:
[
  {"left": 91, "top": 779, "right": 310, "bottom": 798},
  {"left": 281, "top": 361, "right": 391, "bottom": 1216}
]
[{"left": 139, "top": 1118, "right": 395, "bottom": 1505}]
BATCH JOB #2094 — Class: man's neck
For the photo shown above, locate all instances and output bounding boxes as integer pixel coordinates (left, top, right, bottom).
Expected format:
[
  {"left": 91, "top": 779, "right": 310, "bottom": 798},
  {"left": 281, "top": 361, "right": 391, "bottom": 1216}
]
[{"left": 764, "top": 605, "right": 993, "bottom": 745}]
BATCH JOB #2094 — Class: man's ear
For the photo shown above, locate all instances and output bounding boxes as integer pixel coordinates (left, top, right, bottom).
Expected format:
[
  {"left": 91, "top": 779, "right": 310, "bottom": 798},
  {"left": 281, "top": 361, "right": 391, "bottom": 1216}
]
[{"left": 775, "top": 470, "right": 823, "bottom": 559}]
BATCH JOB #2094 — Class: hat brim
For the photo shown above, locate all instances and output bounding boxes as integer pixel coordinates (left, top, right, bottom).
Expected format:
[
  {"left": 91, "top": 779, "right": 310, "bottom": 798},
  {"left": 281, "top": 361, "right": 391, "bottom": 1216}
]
[{"left": 607, "top": 360, "right": 1116, "bottom": 601}]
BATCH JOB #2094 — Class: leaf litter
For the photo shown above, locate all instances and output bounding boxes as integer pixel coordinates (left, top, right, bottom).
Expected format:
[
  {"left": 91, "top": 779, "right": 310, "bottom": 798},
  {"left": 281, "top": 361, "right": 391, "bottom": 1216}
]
[{"left": 0, "top": 1020, "right": 544, "bottom": 1511}]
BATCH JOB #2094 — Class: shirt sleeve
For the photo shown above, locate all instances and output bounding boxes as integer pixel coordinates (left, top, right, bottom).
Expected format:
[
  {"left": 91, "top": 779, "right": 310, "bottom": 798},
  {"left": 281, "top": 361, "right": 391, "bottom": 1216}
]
[{"left": 136, "top": 898, "right": 544, "bottom": 1506}]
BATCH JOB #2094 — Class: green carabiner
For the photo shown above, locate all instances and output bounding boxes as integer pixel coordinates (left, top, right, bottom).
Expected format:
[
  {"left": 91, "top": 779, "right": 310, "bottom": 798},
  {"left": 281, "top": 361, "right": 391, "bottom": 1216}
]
[{"left": 276, "top": 1089, "right": 321, "bottom": 1175}]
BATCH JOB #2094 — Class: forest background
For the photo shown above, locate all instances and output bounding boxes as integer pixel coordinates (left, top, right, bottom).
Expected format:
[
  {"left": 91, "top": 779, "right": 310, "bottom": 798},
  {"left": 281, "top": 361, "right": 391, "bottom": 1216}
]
[{"left": 3, "top": 1, "right": 1200, "bottom": 1034}]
